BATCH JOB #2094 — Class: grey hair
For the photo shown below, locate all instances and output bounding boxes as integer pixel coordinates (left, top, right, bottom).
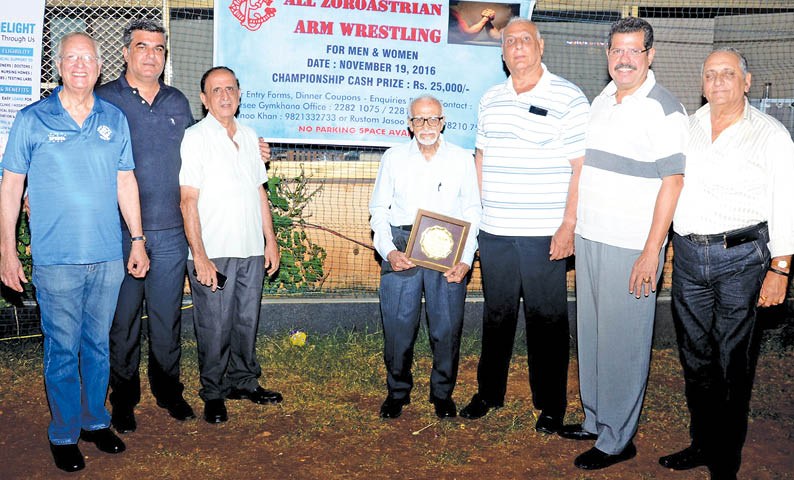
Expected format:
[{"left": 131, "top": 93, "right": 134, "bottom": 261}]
[
  {"left": 607, "top": 16, "right": 653, "bottom": 50},
  {"left": 408, "top": 95, "right": 443, "bottom": 119},
  {"left": 701, "top": 47, "right": 748, "bottom": 77},
  {"left": 55, "top": 31, "right": 102, "bottom": 62},
  {"left": 122, "top": 18, "right": 167, "bottom": 49},
  {"left": 53, "top": 32, "right": 102, "bottom": 78},
  {"left": 501, "top": 17, "right": 542, "bottom": 44}
]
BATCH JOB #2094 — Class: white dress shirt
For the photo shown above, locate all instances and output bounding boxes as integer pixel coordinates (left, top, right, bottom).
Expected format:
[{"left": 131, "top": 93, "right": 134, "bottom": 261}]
[
  {"left": 369, "top": 135, "right": 482, "bottom": 266},
  {"left": 179, "top": 113, "right": 269, "bottom": 260},
  {"left": 674, "top": 99, "right": 794, "bottom": 258}
]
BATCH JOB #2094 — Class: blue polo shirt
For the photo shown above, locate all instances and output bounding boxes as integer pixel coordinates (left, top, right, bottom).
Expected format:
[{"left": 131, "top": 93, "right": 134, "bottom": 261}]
[
  {"left": 96, "top": 73, "right": 194, "bottom": 231},
  {"left": 2, "top": 87, "right": 135, "bottom": 265}
]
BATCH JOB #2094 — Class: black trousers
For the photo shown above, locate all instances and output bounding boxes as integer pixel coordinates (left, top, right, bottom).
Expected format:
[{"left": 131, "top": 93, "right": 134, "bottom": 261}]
[
  {"left": 671, "top": 232, "right": 770, "bottom": 476},
  {"left": 109, "top": 227, "right": 188, "bottom": 409},
  {"left": 475, "top": 231, "right": 569, "bottom": 417}
]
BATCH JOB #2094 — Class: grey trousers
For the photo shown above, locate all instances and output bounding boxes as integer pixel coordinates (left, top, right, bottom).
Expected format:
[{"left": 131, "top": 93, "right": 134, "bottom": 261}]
[
  {"left": 187, "top": 256, "right": 265, "bottom": 402},
  {"left": 574, "top": 235, "right": 664, "bottom": 454}
]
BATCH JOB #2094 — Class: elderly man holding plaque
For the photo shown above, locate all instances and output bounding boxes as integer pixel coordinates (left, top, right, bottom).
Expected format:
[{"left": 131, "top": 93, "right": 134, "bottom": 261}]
[{"left": 369, "top": 95, "right": 481, "bottom": 420}]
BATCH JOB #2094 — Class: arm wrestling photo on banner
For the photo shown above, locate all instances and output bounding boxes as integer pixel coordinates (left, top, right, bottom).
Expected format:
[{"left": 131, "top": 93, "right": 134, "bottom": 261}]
[{"left": 0, "top": 1, "right": 793, "bottom": 479}]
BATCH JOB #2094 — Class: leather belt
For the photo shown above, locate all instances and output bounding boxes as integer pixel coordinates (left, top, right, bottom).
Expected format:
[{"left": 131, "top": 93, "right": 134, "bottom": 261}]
[
  {"left": 395, "top": 225, "right": 413, "bottom": 232},
  {"left": 683, "top": 222, "right": 767, "bottom": 248}
]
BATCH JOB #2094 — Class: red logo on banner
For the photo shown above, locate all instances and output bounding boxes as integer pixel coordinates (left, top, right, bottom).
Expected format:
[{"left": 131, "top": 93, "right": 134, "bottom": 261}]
[{"left": 229, "top": 0, "right": 276, "bottom": 31}]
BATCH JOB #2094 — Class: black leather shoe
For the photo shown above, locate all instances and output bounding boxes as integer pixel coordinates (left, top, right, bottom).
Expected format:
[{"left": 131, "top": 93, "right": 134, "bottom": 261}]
[
  {"left": 80, "top": 428, "right": 126, "bottom": 454},
  {"left": 227, "top": 386, "right": 283, "bottom": 405},
  {"left": 558, "top": 423, "right": 598, "bottom": 440},
  {"left": 459, "top": 393, "right": 502, "bottom": 419},
  {"left": 204, "top": 399, "right": 228, "bottom": 424},
  {"left": 379, "top": 395, "right": 410, "bottom": 419},
  {"left": 111, "top": 407, "right": 136, "bottom": 434},
  {"left": 49, "top": 443, "right": 85, "bottom": 472},
  {"left": 574, "top": 443, "right": 637, "bottom": 470},
  {"left": 659, "top": 445, "right": 707, "bottom": 470},
  {"left": 156, "top": 396, "right": 196, "bottom": 421},
  {"left": 535, "top": 413, "right": 563, "bottom": 434},
  {"left": 432, "top": 398, "right": 457, "bottom": 419}
]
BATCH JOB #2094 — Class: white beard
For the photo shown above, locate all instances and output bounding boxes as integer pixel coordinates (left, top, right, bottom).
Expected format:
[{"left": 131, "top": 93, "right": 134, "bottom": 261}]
[{"left": 415, "top": 131, "right": 439, "bottom": 146}]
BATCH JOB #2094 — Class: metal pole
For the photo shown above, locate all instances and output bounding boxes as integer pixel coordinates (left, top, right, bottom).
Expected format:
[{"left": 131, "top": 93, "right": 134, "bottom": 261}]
[{"left": 163, "top": 0, "right": 173, "bottom": 85}]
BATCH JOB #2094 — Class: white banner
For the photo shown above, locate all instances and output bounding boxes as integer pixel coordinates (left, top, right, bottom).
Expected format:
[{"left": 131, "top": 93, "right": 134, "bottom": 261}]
[
  {"left": 0, "top": 0, "right": 46, "bottom": 178},
  {"left": 215, "top": 0, "right": 535, "bottom": 149}
]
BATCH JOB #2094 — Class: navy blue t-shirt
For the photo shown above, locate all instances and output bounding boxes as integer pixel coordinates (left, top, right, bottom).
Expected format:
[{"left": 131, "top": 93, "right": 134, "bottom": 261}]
[{"left": 96, "top": 73, "right": 194, "bottom": 231}]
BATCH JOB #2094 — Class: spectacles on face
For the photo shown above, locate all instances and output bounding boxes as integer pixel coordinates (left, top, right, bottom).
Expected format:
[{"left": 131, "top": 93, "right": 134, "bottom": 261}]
[
  {"left": 607, "top": 47, "right": 650, "bottom": 58},
  {"left": 61, "top": 54, "right": 98, "bottom": 65},
  {"left": 409, "top": 116, "right": 444, "bottom": 127},
  {"left": 704, "top": 70, "right": 738, "bottom": 82}
]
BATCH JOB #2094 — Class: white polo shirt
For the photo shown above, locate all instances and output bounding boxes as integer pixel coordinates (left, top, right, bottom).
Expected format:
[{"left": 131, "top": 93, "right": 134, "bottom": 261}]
[
  {"left": 576, "top": 70, "right": 688, "bottom": 250},
  {"left": 476, "top": 63, "right": 589, "bottom": 236},
  {"left": 179, "top": 113, "right": 269, "bottom": 260},
  {"left": 674, "top": 99, "right": 794, "bottom": 258},
  {"left": 369, "top": 135, "right": 482, "bottom": 266}
]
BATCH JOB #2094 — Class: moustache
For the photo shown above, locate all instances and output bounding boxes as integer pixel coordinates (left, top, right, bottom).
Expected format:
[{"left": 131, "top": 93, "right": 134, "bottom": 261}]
[{"left": 614, "top": 63, "right": 637, "bottom": 71}]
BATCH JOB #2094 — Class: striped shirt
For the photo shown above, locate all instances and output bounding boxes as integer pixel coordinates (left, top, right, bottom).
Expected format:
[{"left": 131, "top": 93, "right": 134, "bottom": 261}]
[
  {"left": 476, "top": 64, "right": 589, "bottom": 236},
  {"left": 674, "top": 99, "right": 794, "bottom": 258},
  {"left": 576, "top": 70, "right": 688, "bottom": 250}
]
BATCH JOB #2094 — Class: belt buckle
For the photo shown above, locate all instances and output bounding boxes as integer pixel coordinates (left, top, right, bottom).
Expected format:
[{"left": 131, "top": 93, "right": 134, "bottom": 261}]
[{"left": 722, "top": 232, "right": 727, "bottom": 249}]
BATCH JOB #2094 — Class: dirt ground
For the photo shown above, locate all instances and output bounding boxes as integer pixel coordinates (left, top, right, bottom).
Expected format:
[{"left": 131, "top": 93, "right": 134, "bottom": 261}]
[{"left": 0, "top": 348, "right": 792, "bottom": 480}]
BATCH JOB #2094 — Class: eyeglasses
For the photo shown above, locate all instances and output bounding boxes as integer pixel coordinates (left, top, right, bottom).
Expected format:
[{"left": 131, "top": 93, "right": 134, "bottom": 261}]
[
  {"left": 607, "top": 47, "right": 650, "bottom": 58},
  {"left": 409, "top": 116, "right": 444, "bottom": 127},
  {"left": 704, "top": 70, "right": 738, "bottom": 82},
  {"left": 60, "top": 53, "right": 98, "bottom": 64}
]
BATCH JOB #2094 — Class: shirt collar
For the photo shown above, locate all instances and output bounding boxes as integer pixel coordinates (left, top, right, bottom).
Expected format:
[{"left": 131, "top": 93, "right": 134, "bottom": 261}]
[
  {"left": 117, "top": 68, "right": 167, "bottom": 91},
  {"left": 202, "top": 111, "right": 238, "bottom": 134},
  {"left": 43, "top": 85, "right": 105, "bottom": 117},
  {"left": 602, "top": 69, "right": 657, "bottom": 101},
  {"left": 504, "top": 63, "right": 550, "bottom": 97},
  {"left": 694, "top": 97, "right": 751, "bottom": 137}
]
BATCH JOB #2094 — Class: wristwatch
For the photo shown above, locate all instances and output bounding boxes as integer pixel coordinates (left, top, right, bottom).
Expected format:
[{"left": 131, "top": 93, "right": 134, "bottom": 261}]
[
  {"left": 131, "top": 235, "right": 147, "bottom": 243},
  {"left": 769, "top": 259, "right": 790, "bottom": 277}
]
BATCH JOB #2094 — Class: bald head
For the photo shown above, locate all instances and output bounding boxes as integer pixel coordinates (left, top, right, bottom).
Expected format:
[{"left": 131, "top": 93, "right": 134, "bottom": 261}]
[{"left": 501, "top": 17, "right": 541, "bottom": 44}]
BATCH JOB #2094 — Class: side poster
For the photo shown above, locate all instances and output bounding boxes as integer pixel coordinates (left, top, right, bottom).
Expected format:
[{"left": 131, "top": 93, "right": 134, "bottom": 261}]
[
  {"left": 216, "top": 0, "right": 535, "bottom": 149},
  {"left": 0, "top": 0, "right": 46, "bottom": 175}
]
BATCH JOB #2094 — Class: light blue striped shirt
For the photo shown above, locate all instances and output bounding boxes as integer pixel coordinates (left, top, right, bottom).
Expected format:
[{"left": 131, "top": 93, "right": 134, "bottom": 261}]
[{"left": 476, "top": 64, "right": 589, "bottom": 236}]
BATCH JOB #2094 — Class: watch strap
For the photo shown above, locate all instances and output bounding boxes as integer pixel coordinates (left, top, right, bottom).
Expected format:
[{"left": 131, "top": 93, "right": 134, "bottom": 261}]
[{"left": 769, "top": 266, "right": 790, "bottom": 278}]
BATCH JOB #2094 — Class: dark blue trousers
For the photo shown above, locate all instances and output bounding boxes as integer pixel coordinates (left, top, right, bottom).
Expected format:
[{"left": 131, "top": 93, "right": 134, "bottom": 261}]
[
  {"left": 671, "top": 229, "right": 770, "bottom": 477},
  {"left": 475, "top": 231, "right": 569, "bottom": 417},
  {"left": 379, "top": 226, "right": 467, "bottom": 402},
  {"left": 109, "top": 227, "right": 188, "bottom": 408}
]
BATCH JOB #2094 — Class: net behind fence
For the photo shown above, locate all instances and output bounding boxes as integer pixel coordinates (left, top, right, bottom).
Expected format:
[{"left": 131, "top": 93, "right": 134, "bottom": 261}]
[{"left": 5, "top": 0, "right": 794, "bottom": 319}]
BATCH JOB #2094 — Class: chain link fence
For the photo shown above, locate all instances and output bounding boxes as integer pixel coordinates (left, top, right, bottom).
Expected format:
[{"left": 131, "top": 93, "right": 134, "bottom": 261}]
[{"left": 2, "top": 0, "right": 793, "bottom": 340}]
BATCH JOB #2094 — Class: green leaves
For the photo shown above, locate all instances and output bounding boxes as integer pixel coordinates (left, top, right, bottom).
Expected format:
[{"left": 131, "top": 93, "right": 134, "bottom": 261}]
[{"left": 264, "top": 166, "right": 326, "bottom": 295}]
